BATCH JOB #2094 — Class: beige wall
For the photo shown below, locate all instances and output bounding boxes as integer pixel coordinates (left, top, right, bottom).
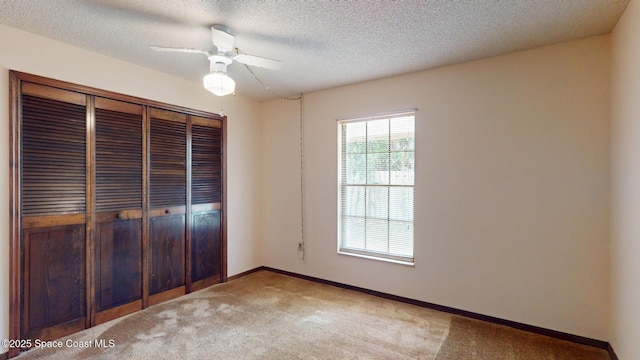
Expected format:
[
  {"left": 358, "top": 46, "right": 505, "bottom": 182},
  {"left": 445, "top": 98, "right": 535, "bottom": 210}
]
[
  {"left": 611, "top": 0, "right": 640, "bottom": 358},
  {"left": 0, "top": 24, "right": 263, "bottom": 354},
  {"left": 262, "top": 36, "right": 611, "bottom": 340}
]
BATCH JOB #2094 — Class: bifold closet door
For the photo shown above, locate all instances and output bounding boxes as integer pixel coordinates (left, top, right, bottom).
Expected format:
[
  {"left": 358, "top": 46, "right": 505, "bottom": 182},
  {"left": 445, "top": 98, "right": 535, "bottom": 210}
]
[
  {"left": 11, "top": 72, "right": 227, "bottom": 356},
  {"left": 93, "top": 98, "right": 144, "bottom": 324},
  {"left": 20, "top": 83, "right": 88, "bottom": 341},
  {"left": 148, "top": 108, "right": 187, "bottom": 305},
  {"left": 190, "top": 116, "right": 223, "bottom": 291}
]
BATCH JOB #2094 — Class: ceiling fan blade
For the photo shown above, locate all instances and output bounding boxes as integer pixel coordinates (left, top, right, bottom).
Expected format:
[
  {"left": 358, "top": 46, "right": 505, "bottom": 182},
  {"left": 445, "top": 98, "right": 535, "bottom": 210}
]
[
  {"left": 234, "top": 53, "right": 281, "bottom": 70},
  {"left": 211, "top": 24, "right": 235, "bottom": 52},
  {"left": 149, "top": 45, "right": 210, "bottom": 55}
]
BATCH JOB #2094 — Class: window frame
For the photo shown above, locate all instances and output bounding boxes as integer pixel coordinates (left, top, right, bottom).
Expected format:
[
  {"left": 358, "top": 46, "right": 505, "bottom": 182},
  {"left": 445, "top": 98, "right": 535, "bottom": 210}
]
[{"left": 337, "top": 109, "right": 416, "bottom": 265}]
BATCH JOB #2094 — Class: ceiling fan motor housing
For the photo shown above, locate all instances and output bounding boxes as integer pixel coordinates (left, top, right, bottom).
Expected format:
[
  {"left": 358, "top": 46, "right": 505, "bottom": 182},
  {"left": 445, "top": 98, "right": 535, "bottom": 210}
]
[{"left": 209, "top": 54, "right": 232, "bottom": 73}]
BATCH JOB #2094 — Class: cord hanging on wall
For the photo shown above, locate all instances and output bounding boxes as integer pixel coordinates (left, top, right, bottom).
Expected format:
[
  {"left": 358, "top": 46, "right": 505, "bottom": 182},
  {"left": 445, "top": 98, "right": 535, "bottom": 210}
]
[
  {"left": 243, "top": 64, "right": 305, "bottom": 261},
  {"left": 298, "top": 93, "right": 304, "bottom": 262}
]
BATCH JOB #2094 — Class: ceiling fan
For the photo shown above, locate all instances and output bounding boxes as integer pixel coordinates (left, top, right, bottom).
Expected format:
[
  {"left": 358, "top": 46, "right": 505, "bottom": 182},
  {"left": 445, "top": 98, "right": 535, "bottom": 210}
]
[{"left": 150, "top": 24, "right": 281, "bottom": 96}]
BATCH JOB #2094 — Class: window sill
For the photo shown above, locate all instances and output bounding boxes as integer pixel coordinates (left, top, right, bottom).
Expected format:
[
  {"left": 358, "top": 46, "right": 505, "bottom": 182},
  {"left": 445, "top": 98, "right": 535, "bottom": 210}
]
[{"left": 338, "top": 250, "right": 415, "bottom": 266}]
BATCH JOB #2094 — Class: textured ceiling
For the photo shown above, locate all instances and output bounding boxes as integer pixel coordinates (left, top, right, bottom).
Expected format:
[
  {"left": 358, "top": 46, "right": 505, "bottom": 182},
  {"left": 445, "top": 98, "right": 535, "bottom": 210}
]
[{"left": 0, "top": 0, "right": 629, "bottom": 101}]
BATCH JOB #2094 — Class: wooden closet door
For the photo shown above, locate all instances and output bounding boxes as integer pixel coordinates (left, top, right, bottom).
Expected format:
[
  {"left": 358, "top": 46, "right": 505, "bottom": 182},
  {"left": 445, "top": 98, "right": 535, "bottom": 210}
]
[
  {"left": 148, "top": 108, "right": 187, "bottom": 305},
  {"left": 10, "top": 72, "right": 227, "bottom": 357},
  {"left": 93, "top": 98, "right": 144, "bottom": 324},
  {"left": 189, "top": 116, "right": 223, "bottom": 291},
  {"left": 20, "top": 83, "right": 88, "bottom": 341}
]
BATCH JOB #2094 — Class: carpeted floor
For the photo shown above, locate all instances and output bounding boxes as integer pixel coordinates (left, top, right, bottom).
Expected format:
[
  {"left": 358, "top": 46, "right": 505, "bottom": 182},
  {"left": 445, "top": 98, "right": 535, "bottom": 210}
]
[{"left": 15, "top": 271, "right": 610, "bottom": 360}]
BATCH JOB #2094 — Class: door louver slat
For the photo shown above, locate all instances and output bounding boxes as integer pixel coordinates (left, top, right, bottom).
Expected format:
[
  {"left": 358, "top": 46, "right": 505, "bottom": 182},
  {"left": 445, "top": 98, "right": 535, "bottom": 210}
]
[
  {"left": 150, "top": 118, "right": 186, "bottom": 208},
  {"left": 95, "top": 108, "right": 143, "bottom": 212},
  {"left": 191, "top": 124, "right": 221, "bottom": 205},
  {"left": 21, "top": 95, "right": 86, "bottom": 216}
]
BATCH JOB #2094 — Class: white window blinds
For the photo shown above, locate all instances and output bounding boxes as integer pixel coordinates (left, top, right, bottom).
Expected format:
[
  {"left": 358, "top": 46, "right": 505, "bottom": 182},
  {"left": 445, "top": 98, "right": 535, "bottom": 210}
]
[{"left": 338, "top": 111, "right": 415, "bottom": 264}]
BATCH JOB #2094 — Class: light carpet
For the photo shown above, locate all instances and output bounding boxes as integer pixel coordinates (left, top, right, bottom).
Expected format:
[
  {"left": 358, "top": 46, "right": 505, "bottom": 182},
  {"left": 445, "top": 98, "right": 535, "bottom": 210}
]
[{"left": 15, "top": 270, "right": 609, "bottom": 360}]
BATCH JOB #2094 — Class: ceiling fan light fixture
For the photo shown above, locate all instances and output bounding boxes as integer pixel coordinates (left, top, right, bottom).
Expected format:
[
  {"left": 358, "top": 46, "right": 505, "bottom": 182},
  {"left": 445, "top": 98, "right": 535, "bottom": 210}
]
[
  {"left": 203, "top": 71, "right": 235, "bottom": 96},
  {"left": 150, "top": 24, "right": 280, "bottom": 97}
]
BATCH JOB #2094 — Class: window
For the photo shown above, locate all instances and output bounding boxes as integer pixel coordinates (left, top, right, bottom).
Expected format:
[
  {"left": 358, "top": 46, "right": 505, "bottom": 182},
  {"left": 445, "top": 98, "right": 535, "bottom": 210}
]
[{"left": 338, "top": 110, "right": 415, "bottom": 264}]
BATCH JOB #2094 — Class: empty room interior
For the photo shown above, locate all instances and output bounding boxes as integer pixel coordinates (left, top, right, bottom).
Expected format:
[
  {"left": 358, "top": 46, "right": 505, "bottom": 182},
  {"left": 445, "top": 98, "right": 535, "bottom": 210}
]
[{"left": 1, "top": 1, "right": 640, "bottom": 359}]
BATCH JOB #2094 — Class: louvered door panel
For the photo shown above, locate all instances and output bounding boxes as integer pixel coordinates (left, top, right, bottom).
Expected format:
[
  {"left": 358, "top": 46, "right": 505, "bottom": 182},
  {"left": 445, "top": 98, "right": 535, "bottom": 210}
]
[
  {"left": 191, "top": 122, "right": 221, "bottom": 205},
  {"left": 94, "top": 99, "right": 144, "bottom": 322},
  {"left": 148, "top": 109, "right": 187, "bottom": 303},
  {"left": 19, "top": 84, "right": 88, "bottom": 342},
  {"left": 189, "top": 117, "right": 223, "bottom": 291},
  {"left": 150, "top": 112, "right": 186, "bottom": 208},
  {"left": 22, "top": 94, "right": 86, "bottom": 216},
  {"left": 95, "top": 104, "right": 143, "bottom": 212}
]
